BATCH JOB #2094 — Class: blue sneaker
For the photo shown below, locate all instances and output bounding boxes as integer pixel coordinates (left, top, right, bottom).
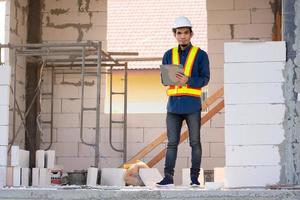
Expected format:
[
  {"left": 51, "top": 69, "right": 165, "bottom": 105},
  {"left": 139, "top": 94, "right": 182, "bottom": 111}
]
[
  {"left": 190, "top": 176, "right": 200, "bottom": 187},
  {"left": 156, "top": 176, "right": 174, "bottom": 187}
]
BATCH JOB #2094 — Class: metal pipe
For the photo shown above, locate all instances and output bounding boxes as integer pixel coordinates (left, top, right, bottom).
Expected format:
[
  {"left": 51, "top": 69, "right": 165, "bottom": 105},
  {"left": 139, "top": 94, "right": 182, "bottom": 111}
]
[
  {"left": 9, "top": 41, "right": 99, "bottom": 48},
  {"left": 79, "top": 46, "right": 95, "bottom": 147},
  {"left": 123, "top": 62, "right": 128, "bottom": 163},
  {"left": 109, "top": 64, "right": 124, "bottom": 153},
  {"left": 94, "top": 41, "right": 102, "bottom": 168}
]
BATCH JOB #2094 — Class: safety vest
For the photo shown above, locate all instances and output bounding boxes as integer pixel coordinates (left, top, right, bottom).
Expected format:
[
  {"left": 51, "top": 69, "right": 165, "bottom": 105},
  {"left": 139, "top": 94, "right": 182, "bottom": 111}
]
[{"left": 167, "top": 46, "right": 202, "bottom": 97}]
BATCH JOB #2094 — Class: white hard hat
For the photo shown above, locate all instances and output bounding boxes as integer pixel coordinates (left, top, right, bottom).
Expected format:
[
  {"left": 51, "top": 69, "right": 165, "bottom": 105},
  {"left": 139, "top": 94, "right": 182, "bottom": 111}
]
[{"left": 173, "top": 16, "right": 192, "bottom": 29}]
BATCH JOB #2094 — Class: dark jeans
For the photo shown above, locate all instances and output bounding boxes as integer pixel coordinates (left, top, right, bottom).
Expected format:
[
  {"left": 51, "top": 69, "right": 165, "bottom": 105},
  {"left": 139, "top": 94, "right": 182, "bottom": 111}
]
[{"left": 164, "top": 111, "right": 202, "bottom": 178}]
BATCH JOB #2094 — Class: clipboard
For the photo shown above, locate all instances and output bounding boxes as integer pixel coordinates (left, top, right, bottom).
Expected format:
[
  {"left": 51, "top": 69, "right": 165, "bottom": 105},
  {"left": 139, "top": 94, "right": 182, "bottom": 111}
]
[{"left": 160, "top": 64, "right": 184, "bottom": 86}]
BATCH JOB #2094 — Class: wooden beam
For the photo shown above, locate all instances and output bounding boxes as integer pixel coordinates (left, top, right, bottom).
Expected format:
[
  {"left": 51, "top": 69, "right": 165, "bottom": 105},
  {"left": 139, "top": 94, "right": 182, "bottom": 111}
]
[
  {"left": 123, "top": 87, "right": 224, "bottom": 166},
  {"left": 147, "top": 100, "right": 225, "bottom": 168}
]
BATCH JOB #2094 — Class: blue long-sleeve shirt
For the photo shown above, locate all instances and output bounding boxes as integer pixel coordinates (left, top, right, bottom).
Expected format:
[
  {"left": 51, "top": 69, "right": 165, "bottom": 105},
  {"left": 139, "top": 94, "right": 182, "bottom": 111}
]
[{"left": 162, "top": 43, "right": 210, "bottom": 114}]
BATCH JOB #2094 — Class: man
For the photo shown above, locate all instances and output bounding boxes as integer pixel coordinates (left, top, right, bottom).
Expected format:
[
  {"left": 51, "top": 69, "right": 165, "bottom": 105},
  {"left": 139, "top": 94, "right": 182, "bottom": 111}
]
[{"left": 156, "top": 16, "right": 210, "bottom": 187}]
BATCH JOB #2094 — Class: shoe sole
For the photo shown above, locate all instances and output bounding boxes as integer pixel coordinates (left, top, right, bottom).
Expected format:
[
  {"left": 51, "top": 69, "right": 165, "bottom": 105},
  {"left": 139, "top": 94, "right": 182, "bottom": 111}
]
[
  {"left": 155, "top": 184, "right": 175, "bottom": 187},
  {"left": 190, "top": 184, "right": 200, "bottom": 188}
]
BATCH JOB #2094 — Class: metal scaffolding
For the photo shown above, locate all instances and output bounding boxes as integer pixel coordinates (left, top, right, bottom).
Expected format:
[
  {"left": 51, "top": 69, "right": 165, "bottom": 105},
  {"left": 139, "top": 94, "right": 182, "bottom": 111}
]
[{"left": 0, "top": 41, "right": 130, "bottom": 167}]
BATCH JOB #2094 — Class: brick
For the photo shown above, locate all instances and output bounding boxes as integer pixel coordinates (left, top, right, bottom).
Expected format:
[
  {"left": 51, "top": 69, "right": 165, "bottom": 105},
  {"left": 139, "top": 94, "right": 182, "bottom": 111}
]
[
  {"left": 41, "top": 128, "right": 57, "bottom": 143},
  {"left": 51, "top": 142, "right": 78, "bottom": 157},
  {"left": 0, "top": 86, "right": 10, "bottom": 106},
  {"left": 207, "top": 0, "right": 234, "bottom": 10},
  {"left": 41, "top": 99, "right": 61, "bottom": 113},
  {"left": 90, "top": 11, "right": 107, "bottom": 26},
  {"left": 251, "top": 8, "right": 274, "bottom": 24},
  {"left": 21, "top": 168, "right": 30, "bottom": 186},
  {"left": 0, "top": 65, "right": 11, "bottom": 85},
  {"left": 208, "top": 39, "right": 226, "bottom": 54},
  {"left": 53, "top": 84, "right": 79, "bottom": 98},
  {"left": 214, "top": 167, "right": 225, "bottom": 182},
  {"left": 6, "top": 167, "right": 13, "bottom": 186},
  {"left": 45, "top": 150, "right": 55, "bottom": 168},
  {"left": 127, "top": 113, "right": 166, "bottom": 128},
  {"left": 100, "top": 157, "right": 123, "bottom": 168},
  {"left": 224, "top": 62, "right": 285, "bottom": 83},
  {"left": 234, "top": 24, "right": 273, "bottom": 39},
  {"left": 143, "top": 128, "right": 166, "bottom": 142},
  {"left": 209, "top": 53, "right": 224, "bottom": 68},
  {"left": 210, "top": 68, "right": 224, "bottom": 84},
  {"left": 0, "top": 106, "right": 9, "bottom": 126},
  {"left": 182, "top": 168, "right": 204, "bottom": 186},
  {"left": 224, "top": 166, "right": 280, "bottom": 187},
  {"left": 208, "top": 25, "right": 232, "bottom": 39},
  {"left": 56, "top": 157, "right": 94, "bottom": 171},
  {"left": 100, "top": 127, "right": 144, "bottom": 143},
  {"left": 82, "top": 26, "right": 107, "bottom": 42},
  {"left": 224, "top": 41, "right": 286, "bottom": 63},
  {"left": 39, "top": 168, "right": 51, "bottom": 186},
  {"left": 42, "top": 27, "right": 80, "bottom": 42},
  {"left": 225, "top": 124, "right": 285, "bottom": 145},
  {"left": 210, "top": 112, "right": 224, "bottom": 128},
  {"left": 36, "top": 150, "right": 45, "bottom": 168},
  {"left": 56, "top": 128, "right": 80, "bottom": 142},
  {"left": 53, "top": 113, "right": 80, "bottom": 128},
  {"left": 43, "top": 0, "right": 106, "bottom": 12},
  {"left": 201, "top": 127, "right": 224, "bottom": 143},
  {"left": 208, "top": 10, "right": 250, "bottom": 25},
  {"left": 11, "top": 145, "right": 19, "bottom": 166},
  {"left": 139, "top": 168, "right": 163, "bottom": 187},
  {"left": 32, "top": 168, "right": 39, "bottom": 186},
  {"left": 235, "top": 0, "right": 272, "bottom": 9},
  {"left": 100, "top": 168, "right": 126, "bottom": 186},
  {"left": 0, "top": 167, "right": 6, "bottom": 188},
  {"left": 12, "top": 166, "right": 21, "bottom": 186},
  {"left": 200, "top": 157, "right": 225, "bottom": 170},
  {"left": 43, "top": 12, "right": 91, "bottom": 27},
  {"left": 226, "top": 145, "right": 280, "bottom": 166},
  {"left": 0, "top": 126, "right": 8, "bottom": 145},
  {"left": 0, "top": 145, "right": 7, "bottom": 166},
  {"left": 87, "top": 167, "right": 98, "bottom": 186},
  {"left": 78, "top": 143, "right": 94, "bottom": 157},
  {"left": 225, "top": 83, "right": 284, "bottom": 104},
  {"left": 225, "top": 104, "right": 285, "bottom": 125},
  {"left": 210, "top": 143, "right": 225, "bottom": 158},
  {"left": 89, "top": 0, "right": 106, "bottom": 12}
]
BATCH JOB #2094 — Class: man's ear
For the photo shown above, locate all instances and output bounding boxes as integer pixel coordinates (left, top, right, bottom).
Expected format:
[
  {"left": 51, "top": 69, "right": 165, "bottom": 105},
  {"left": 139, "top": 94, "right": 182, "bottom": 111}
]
[
  {"left": 190, "top": 31, "right": 193, "bottom": 38},
  {"left": 173, "top": 32, "right": 176, "bottom": 38}
]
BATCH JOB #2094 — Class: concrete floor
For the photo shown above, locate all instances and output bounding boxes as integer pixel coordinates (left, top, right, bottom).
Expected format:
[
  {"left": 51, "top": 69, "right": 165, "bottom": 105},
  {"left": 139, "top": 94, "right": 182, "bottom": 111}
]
[{"left": 0, "top": 186, "right": 300, "bottom": 200}]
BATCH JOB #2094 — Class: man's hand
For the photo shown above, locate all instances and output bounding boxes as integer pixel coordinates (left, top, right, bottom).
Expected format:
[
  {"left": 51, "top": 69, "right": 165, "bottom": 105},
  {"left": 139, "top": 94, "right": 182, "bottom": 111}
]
[{"left": 176, "top": 72, "right": 188, "bottom": 85}]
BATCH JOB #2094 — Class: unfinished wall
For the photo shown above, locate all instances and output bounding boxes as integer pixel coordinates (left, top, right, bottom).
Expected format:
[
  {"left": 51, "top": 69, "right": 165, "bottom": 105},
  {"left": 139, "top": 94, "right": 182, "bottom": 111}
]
[
  {"left": 7, "top": 0, "right": 29, "bottom": 148},
  {"left": 206, "top": 0, "right": 276, "bottom": 174}
]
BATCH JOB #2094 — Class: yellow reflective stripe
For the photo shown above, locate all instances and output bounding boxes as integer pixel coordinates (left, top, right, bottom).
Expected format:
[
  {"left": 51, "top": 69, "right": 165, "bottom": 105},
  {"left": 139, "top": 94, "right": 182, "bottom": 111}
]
[
  {"left": 172, "top": 47, "right": 179, "bottom": 64},
  {"left": 167, "top": 86, "right": 202, "bottom": 96},
  {"left": 184, "top": 46, "right": 198, "bottom": 76}
]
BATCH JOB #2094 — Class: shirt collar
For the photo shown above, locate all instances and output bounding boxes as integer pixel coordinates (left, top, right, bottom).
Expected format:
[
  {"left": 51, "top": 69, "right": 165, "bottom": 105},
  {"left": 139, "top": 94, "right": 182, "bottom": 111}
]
[{"left": 178, "top": 43, "right": 192, "bottom": 53}]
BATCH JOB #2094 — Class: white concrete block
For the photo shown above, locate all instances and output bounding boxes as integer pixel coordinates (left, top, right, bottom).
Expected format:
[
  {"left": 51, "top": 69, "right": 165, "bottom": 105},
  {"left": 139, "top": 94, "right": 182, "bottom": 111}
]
[
  {"left": 224, "top": 83, "right": 284, "bottom": 104},
  {"left": 182, "top": 168, "right": 204, "bottom": 186},
  {"left": 0, "top": 106, "right": 9, "bottom": 126},
  {"left": 32, "top": 168, "right": 39, "bottom": 186},
  {"left": 35, "top": 150, "right": 45, "bottom": 168},
  {"left": 0, "top": 86, "right": 10, "bottom": 106},
  {"left": 0, "top": 126, "right": 8, "bottom": 145},
  {"left": 224, "top": 166, "right": 280, "bottom": 187},
  {"left": 224, "top": 42, "right": 286, "bottom": 63},
  {"left": 224, "top": 62, "right": 285, "bottom": 83},
  {"left": 139, "top": 168, "right": 163, "bottom": 187},
  {"left": 0, "top": 167, "right": 6, "bottom": 188},
  {"left": 6, "top": 167, "right": 13, "bottom": 186},
  {"left": 101, "top": 168, "right": 126, "bottom": 186},
  {"left": 225, "top": 104, "right": 285, "bottom": 125},
  {"left": 208, "top": 10, "right": 250, "bottom": 25},
  {"left": 225, "top": 125, "right": 285, "bottom": 145},
  {"left": 214, "top": 167, "right": 225, "bottom": 182},
  {"left": 0, "top": 145, "right": 7, "bottom": 166},
  {"left": 11, "top": 145, "right": 19, "bottom": 166},
  {"left": 39, "top": 168, "right": 51, "bottom": 186},
  {"left": 45, "top": 150, "right": 55, "bottom": 169},
  {"left": 86, "top": 167, "right": 98, "bottom": 186},
  {"left": 21, "top": 168, "right": 30, "bottom": 187},
  {"left": 12, "top": 166, "right": 21, "bottom": 186},
  {"left": 19, "top": 150, "right": 29, "bottom": 168},
  {"left": 0, "top": 65, "right": 11, "bottom": 85},
  {"left": 226, "top": 145, "right": 280, "bottom": 166}
]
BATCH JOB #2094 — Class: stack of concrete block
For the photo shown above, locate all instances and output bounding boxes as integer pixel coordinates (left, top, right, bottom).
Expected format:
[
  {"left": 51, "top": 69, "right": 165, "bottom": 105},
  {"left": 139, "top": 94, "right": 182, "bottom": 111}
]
[
  {"left": 0, "top": 66, "right": 11, "bottom": 188},
  {"left": 32, "top": 150, "right": 55, "bottom": 186},
  {"left": 224, "top": 41, "right": 286, "bottom": 187}
]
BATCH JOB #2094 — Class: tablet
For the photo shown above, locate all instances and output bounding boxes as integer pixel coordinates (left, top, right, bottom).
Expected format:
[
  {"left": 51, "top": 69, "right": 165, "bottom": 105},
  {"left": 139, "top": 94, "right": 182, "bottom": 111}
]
[{"left": 160, "top": 64, "right": 184, "bottom": 85}]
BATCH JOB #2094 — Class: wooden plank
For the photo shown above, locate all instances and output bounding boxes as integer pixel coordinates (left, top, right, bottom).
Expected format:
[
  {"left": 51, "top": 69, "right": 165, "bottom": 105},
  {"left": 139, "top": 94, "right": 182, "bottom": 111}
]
[
  {"left": 147, "top": 100, "right": 224, "bottom": 167},
  {"left": 123, "top": 87, "right": 224, "bottom": 166}
]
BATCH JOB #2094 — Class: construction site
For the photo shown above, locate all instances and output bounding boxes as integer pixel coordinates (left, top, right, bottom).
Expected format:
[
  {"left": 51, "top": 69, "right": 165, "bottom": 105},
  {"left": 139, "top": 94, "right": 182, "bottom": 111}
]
[{"left": 0, "top": 0, "right": 300, "bottom": 199}]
